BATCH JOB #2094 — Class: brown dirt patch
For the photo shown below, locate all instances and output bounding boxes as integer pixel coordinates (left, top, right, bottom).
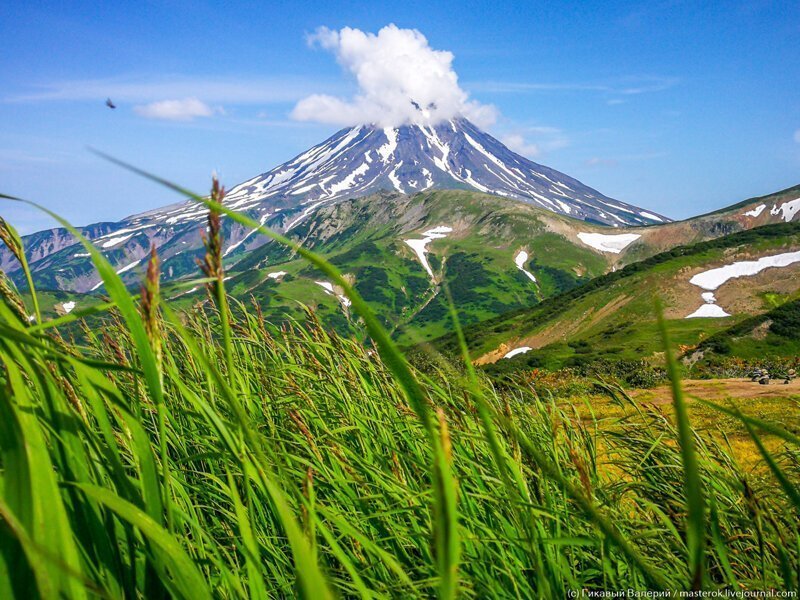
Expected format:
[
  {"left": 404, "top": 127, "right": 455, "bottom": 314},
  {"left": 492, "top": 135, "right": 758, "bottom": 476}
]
[{"left": 633, "top": 378, "right": 800, "bottom": 405}]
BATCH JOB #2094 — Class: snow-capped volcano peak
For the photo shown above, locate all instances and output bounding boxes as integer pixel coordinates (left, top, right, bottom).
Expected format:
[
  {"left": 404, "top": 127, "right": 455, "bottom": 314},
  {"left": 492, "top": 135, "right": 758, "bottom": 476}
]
[
  {"left": 0, "top": 118, "right": 671, "bottom": 294},
  {"left": 219, "top": 118, "right": 667, "bottom": 227}
]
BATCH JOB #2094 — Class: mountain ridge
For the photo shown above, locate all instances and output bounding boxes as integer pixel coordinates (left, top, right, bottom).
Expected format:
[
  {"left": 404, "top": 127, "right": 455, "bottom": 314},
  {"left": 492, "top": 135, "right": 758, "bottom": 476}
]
[
  {"left": 217, "top": 117, "right": 668, "bottom": 229},
  {"left": 1, "top": 118, "right": 671, "bottom": 290}
]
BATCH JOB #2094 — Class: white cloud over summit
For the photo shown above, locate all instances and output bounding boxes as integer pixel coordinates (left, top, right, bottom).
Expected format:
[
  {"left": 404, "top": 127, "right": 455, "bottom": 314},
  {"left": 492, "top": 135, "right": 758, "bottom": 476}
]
[{"left": 291, "top": 24, "right": 496, "bottom": 128}]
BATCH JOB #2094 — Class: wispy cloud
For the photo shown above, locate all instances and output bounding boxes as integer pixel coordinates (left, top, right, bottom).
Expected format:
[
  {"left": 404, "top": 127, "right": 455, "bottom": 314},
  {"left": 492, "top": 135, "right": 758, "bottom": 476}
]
[
  {"left": 585, "top": 151, "right": 668, "bottom": 168},
  {"left": 498, "top": 125, "right": 569, "bottom": 159},
  {"left": 500, "top": 134, "right": 541, "bottom": 158},
  {"left": 0, "top": 149, "right": 61, "bottom": 165},
  {"left": 5, "top": 74, "right": 330, "bottom": 105},
  {"left": 468, "top": 75, "right": 679, "bottom": 98},
  {"left": 0, "top": 149, "right": 65, "bottom": 173},
  {"left": 133, "top": 98, "right": 221, "bottom": 121},
  {"left": 585, "top": 157, "right": 618, "bottom": 167}
]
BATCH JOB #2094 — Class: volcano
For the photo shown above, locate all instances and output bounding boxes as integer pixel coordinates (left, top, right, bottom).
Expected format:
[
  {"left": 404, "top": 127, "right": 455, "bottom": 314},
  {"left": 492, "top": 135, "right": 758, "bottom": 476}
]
[
  {"left": 1, "top": 118, "right": 671, "bottom": 292},
  {"left": 212, "top": 118, "right": 667, "bottom": 229}
]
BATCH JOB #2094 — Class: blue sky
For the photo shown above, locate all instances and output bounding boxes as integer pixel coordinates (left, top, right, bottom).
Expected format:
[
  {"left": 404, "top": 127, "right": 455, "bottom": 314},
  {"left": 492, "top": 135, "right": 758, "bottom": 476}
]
[{"left": 2, "top": 0, "right": 799, "bottom": 233}]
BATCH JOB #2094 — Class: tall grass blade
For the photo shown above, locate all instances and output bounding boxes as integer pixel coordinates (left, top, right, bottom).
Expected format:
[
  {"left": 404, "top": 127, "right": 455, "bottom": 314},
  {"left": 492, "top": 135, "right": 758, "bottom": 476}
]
[{"left": 656, "top": 300, "right": 705, "bottom": 590}]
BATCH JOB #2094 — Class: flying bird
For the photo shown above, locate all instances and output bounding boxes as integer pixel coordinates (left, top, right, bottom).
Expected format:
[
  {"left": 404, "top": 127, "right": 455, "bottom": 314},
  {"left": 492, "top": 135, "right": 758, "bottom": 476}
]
[{"left": 105, "top": 98, "right": 116, "bottom": 109}]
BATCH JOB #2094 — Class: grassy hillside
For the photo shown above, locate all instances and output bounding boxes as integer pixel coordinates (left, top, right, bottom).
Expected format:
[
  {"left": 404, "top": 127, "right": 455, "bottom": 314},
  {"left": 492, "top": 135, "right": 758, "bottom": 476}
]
[
  {"left": 157, "top": 186, "right": 797, "bottom": 346},
  {"left": 687, "top": 296, "right": 800, "bottom": 372},
  {"left": 434, "top": 221, "right": 800, "bottom": 373},
  {"left": 163, "top": 190, "right": 613, "bottom": 344},
  {"left": 14, "top": 184, "right": 798, "bottom": 348}
]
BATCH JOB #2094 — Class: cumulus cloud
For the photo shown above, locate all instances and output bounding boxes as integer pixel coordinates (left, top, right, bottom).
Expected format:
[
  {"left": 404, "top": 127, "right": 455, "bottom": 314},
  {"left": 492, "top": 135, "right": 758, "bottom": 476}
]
[
  {"left": 133, "top": 98, "right": 221, "bottom": 121},
  {"left": 291, "top": 24, "right": 496, "bottom": 128}
]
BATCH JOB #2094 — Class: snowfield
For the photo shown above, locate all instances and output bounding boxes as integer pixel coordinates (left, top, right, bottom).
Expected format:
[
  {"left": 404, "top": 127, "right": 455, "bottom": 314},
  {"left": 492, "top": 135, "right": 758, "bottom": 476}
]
[
  {"left": 315, "top": 281, "right": 352, "bottom": 309},
  {"left": 640, "top": 212, "right": 663, "bottom": 222},
  {"left": 686, "top": 304, "right": 730, "bottom": 319},
  {"left": 743, "top": 204, "right": 766, "bottom": 218},
  {"left": 770, "top": 198, "right": 800, "bottom": 222},
  {"left": 685, "top": 290, "right": 730, "bottom": 319},
  {"left": 685, "top": 250, "right": 800, "bottom": 318},
  {"left": 514, "top": 250, "right": 537, "bottom": 283},
  {"left": 62, "top": 301, "right": 76, "bottom": 314},
  {"left": 577, "top": 232, "right": 641, "bottom": 254},
  {"left": 689, "top": 250, "right": 800, "bottom": 290},
  {"left": 404, "top": 226, "right": 453, "bottom": 279},
  {"left": 101, "top": 234, "right": 134, "bottom": 248},
  {"left": 503, "top": 346, "right": 532, "bottom": 359}
]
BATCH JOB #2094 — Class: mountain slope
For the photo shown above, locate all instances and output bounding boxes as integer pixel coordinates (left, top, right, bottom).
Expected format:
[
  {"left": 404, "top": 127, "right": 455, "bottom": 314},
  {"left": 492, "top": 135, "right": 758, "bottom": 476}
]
[
  {"left": 218, "top": 118, "right": 666, "bottom": 228},
  {"left": 5, "top": 184, "right": 799, "bottom": 344},
  {"left": 436, "top": 221, "right": 800, "bottom": 371},
  {"left": 171, "top": 190, "right": 615, "bottom": 343},
  {"left": 162, "top": 187, "right": 799, "bottom": 344},
  {"left": 1, "top": 118, "right": 675, "bottom": 294}
]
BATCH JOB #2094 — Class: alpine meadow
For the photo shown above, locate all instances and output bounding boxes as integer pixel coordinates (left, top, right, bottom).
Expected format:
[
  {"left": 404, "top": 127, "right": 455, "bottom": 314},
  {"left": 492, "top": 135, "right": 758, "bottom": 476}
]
[{"left": 1, "top": 6, "right": 799, "bottom": 599}]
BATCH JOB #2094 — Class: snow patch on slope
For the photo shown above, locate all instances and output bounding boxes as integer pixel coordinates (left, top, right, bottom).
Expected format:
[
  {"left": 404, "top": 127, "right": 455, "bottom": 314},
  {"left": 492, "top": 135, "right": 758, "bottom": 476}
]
[
  {"left": 404, "top": 226, "right": 452, "bottom": 279},
  {"left": 689, "top": 251, "right": 800, "bottom": 290},
  {"left": 686, "top": 289, "right": 730, "bottom": 318},
  {"left": 639, "top": 211, "right": 663, "bottom": 222},
  {"left": 685, "top": 250, "right": 800, "bottom": 318},
  {"left": 503, "top": 346, "right": 532, "bottom": 359},
  {"left": 743, "top": 204, "right": 766, "bottom": 218},
  {"left": 101, "top": 234, "right": 134, "bottom": 248},
  {"left": 378, "top": 127, "right": 398, "bottom": 163},
  {"left": 315, "top": 281, "right": 352, "bottom": 308},
  {"left": 770, "top": 198, "right": 800, "bottom": 222},
  {"left": 577, "top": 232, "right": 641, "bottom": 254},
  {"left": 686, "top": 304, "right": 730, "bottom": 319},
  {"left": 514, "top": 250, "right": 537, "bottom": 283}
]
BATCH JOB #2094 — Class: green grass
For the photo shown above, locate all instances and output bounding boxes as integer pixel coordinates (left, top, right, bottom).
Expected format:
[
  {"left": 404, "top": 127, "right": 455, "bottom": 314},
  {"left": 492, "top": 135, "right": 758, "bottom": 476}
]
[{"left": 1, "top": 180, "right": 799, "bottom": 597}]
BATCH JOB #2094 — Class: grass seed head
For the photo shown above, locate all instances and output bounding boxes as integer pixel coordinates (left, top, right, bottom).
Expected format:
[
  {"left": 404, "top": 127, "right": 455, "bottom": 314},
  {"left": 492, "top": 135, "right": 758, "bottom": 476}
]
[
  {"left": 0, "top": 217, "right": 25, "bottom": 267},
  {"left": 140, "top": 244, "right": 163, "bottom": 371},
  {"left": 0, "top": 270, "right": 29, "bottom": 323},
  {"left": 198, "top": 176, "right": 226, "bottom": 298}
]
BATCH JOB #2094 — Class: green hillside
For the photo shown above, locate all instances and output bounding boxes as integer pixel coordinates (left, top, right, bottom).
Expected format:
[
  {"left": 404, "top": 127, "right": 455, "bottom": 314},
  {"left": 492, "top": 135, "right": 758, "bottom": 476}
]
[
  {"left": 9, "top": 186, "right": 800, "bottom": 352},
  {"left": 431, "top": 221, "right": 800, "bottom": 373},
  {"left": 166, "top": 190, "right": 613, "bottom": 344},
  {"left": 690, "top": 296, "right": 800, "bottom": 362}
]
